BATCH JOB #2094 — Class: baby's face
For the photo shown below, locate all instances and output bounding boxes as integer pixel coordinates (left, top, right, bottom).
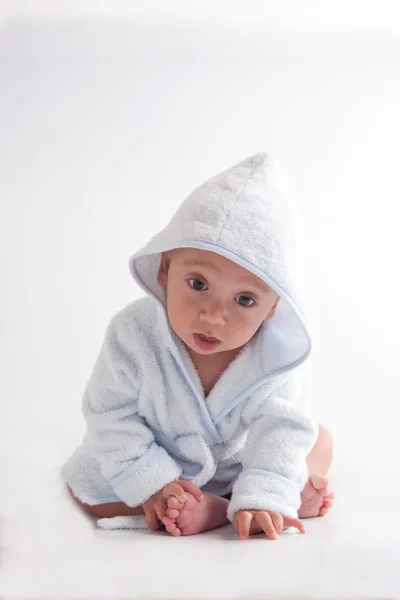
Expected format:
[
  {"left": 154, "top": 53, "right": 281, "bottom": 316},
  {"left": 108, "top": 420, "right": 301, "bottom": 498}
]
[{"left": 157, "top": 248, "right": 280, "bottom": 356}]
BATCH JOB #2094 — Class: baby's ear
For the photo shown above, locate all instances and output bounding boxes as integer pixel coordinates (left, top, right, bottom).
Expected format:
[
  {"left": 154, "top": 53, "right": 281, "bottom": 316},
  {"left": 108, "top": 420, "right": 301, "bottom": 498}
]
[
  {"left": 264, "top": 297, "right": 280, "bottom": 321},
  {"left": 157, "top": 251, "right": 171, "bottom": 286}
]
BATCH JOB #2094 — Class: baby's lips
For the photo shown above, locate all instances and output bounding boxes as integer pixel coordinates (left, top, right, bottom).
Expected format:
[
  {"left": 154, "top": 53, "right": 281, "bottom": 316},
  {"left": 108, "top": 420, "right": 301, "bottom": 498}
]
[{"left": 196, "top": 332, "right": 220, "bottom": 341}]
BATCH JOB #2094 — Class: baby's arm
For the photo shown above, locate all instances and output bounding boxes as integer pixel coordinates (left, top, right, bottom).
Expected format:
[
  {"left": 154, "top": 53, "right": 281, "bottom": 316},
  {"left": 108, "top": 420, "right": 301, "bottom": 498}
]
[
  {"left": 228, "top": 366, "right": 318, "bottom": 537},
  {"left": 82, "top": 312, "right": 184, "bottom": 509}
]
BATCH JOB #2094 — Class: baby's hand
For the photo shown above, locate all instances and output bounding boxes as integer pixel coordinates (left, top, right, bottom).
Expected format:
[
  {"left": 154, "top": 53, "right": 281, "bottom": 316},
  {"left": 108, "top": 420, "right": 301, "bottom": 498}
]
[
  {"left": 142, "top": 478, "right": 203, "bottom": 530},
  {"left": 233, "top": 509, "right": 306, "bottom": 540}
]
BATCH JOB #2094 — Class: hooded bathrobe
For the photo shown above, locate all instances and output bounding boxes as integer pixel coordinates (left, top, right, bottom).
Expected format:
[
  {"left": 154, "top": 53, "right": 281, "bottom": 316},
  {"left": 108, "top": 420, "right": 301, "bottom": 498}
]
[{"left": 61, "top": 152, "right": 319, "bottom": 528}]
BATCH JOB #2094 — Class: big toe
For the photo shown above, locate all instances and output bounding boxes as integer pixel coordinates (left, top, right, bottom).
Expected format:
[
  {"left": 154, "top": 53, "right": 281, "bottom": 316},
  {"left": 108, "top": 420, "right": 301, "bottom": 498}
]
[{"left": 310, "top": 474, "right": 329, "bottom": 491}]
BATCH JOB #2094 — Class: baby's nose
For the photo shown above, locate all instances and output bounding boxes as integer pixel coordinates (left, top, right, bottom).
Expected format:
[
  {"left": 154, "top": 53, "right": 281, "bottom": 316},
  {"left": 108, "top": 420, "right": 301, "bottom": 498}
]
[{"left": 199, "top": 306, "right": 226, "bottom": 326}]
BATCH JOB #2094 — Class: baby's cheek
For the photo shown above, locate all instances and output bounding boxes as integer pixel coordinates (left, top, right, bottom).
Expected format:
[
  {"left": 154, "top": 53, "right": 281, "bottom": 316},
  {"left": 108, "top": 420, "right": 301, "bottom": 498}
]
[
  {"left": 230, "top": 320, "right": 260, "bottom": 346},
  {"left": 168, "top": 298, "right": 193, "bottom": 336},
  {"left": 227, "top": 328, "right": 248, "bottom": 348}
]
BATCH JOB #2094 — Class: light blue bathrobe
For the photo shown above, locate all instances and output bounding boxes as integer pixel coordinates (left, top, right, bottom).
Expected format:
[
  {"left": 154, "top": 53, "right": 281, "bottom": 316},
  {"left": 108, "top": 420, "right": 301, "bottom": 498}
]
[{"left": 62, "top": 152, "right": 319, "bottom": 523}]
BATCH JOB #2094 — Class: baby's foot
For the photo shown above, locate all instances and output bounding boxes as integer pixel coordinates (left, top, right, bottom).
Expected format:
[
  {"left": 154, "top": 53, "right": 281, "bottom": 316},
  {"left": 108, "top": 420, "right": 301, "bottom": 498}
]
[
  {"left": 162, "top": 492, "right": 229, "bottom": 536},
  {"left": 298, "top": 474, "right": 335, "bottom": 518}
]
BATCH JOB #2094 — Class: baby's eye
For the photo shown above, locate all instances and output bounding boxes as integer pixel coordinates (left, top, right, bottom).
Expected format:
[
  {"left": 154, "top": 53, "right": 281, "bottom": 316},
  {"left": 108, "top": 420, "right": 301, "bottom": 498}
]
[
  {"left": 235, "top": 295, "right": 255, "bottom": 307},
  {"left": 188, "top": 278, "right": 208, "bottom": 291}
]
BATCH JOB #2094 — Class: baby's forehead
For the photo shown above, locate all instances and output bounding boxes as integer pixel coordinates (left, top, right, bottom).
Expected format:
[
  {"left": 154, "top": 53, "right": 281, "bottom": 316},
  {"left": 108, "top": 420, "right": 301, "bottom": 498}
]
[{"left": 171, "top": 247, "right": 272, "bottom": 292}]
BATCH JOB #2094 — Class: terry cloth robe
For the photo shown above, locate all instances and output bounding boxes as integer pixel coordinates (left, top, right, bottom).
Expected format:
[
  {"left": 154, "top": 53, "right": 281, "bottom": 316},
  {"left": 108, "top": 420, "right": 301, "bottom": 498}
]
[{"left": 61, "top": 152, "right": 319, "bottom": 529}]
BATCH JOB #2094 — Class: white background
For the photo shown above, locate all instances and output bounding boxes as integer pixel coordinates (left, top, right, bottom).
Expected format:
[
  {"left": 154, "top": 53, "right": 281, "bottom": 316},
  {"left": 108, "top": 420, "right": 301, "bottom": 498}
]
[{"left": 1, "top": 3, "right": 400, "bottom": 599}]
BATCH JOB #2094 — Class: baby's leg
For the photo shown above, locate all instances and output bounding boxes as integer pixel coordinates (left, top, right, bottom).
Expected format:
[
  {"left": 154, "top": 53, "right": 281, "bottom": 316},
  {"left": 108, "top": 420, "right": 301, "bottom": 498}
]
[
  {"left": 300, "top": 423, "right": 335, "bottom": 518},
  {"left": 306, "top": 423, "right": 333, "bottom": 475},
  {"left": 67, "top": 485, "right": 144, "bottom": 518}
]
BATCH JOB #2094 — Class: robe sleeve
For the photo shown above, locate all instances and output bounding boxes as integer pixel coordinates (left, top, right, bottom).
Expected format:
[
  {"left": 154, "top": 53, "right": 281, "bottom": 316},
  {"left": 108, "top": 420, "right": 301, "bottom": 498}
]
[
  {"left": 82, "top": 313, "right": 182, "bottom": 507},
  {"left": 227, "top": 367, "right": 319, "bottom": 520}
]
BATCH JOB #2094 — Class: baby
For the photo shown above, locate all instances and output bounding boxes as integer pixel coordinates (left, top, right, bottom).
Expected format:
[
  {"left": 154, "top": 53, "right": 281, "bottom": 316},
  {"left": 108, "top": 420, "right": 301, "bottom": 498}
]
[{"left": 62, "top": 152, "right": 334, "bottom": 540}]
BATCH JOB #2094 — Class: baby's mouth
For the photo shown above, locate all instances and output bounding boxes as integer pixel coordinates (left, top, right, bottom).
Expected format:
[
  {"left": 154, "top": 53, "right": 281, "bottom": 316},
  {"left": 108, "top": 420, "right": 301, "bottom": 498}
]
[
  {"left": 193, "top": 333, "right": 221, "bottom": 351},
  {"left": 198, "top": 334, "right": 219, "bottom": 342}
]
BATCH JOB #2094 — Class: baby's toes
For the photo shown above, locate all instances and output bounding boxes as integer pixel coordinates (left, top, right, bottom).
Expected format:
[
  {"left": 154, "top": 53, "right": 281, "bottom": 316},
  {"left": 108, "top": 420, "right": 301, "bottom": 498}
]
[
  {"left": 310, "top": 474, "right": 329, "bottom": 491},
  {"left": 319, "top": 505, "right": 331, "bottom": 516},
  {"left": 165, "top": 522, "right": 177, "bottom": 533},
  {"left": 166, "top": 522, "right": 181, "bottom": 536},
  {"left": 322, "top": 498, "right": 334, "bottom": 509},
  {"left": 167, "top": 508, "right": 180, "bottom": 519},
  {"left": 320, "top": 489, "right": 335, "bottom": 503},
  {"left": 167, "top": 497, "right": 184, "bottom": 511},
  {"left": 319, "top": 497, "right": 333, "bottom": 516},
  {"left": 162, "top": 515, "right": 175, "bottom": 526},
  {"left": 173, "top": 511, "right": 192, "bottom": 529}
]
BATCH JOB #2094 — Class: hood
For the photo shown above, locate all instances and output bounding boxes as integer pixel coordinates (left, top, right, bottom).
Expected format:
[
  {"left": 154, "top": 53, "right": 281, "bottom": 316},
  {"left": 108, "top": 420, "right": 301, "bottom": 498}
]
[{"left": 129, "top": 152, "right": 312, "bottom": 378}]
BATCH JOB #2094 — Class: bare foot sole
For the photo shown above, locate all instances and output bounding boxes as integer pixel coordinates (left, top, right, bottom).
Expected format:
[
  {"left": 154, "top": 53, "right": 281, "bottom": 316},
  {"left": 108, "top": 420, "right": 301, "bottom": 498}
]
[
  {"left": 298, "top": 474, "right": 335, "bottom": 518},
  {"left": 162, "top": 492, "right": 230, "bottom": 536}
]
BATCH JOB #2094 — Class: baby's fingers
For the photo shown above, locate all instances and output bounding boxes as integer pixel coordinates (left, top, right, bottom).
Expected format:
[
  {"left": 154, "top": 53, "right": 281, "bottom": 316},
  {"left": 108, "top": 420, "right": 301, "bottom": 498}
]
[
  {"left": 178, "top": 479, "right": 203, "bottom": 502},
  {"left": 143, "top": 507, "right": 161, "bottom": 531},
  {"left": 162, "top": 482, "right": 187, "bottom": 503},
  {"left": 154, "top": 498, "right": 168, "bottom": 522},
  {"left": 253, "top": 512, "right": 279, "bottom": 540},
  {"left": 235, "top": 511, "right": 253, "bottom": 540},
  {"left": 283, "top": 516, "right": 306, "bottom": 534},
  {"left": 269, "top": 511, "right": 284, "bottom": 535}
]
